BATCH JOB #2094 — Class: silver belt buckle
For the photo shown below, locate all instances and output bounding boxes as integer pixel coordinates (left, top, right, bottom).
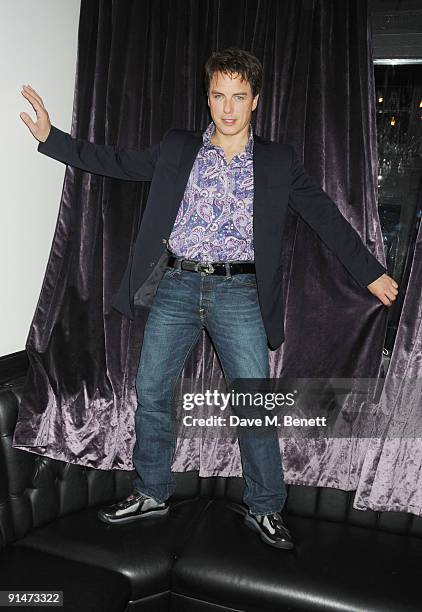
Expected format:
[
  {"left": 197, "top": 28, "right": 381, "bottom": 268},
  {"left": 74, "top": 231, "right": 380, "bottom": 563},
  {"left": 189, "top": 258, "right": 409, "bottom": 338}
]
[{"left": 194, "top": 262, "right": 215, "bottom": 274}]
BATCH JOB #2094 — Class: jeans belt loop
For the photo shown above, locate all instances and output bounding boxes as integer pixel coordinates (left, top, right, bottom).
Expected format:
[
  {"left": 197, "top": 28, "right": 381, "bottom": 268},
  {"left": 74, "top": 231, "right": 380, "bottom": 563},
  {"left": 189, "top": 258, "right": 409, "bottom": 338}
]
[{"left": 225, "top": 262, "right": 232, "bottom": 279}]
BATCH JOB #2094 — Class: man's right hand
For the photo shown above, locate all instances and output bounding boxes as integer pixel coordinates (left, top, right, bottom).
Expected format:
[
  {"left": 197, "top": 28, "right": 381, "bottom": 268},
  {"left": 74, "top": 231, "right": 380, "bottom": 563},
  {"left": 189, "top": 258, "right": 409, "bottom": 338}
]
[{"left": 20, "top": 85, "right": 51, "bottom": 142}]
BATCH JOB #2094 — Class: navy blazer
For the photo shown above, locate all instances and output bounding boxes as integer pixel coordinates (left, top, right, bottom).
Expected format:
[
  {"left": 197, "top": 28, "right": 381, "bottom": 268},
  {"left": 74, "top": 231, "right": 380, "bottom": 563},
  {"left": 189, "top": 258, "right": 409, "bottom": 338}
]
[{"left": 38, "top": 125, "right": 387, "bottom": 349}]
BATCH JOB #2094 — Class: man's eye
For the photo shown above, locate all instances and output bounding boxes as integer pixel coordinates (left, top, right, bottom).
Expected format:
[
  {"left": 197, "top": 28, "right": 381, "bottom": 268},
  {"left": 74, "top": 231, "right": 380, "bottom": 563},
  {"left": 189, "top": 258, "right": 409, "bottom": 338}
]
[{"left": 213, "top": 94, "right": 245, "bottom": 100}]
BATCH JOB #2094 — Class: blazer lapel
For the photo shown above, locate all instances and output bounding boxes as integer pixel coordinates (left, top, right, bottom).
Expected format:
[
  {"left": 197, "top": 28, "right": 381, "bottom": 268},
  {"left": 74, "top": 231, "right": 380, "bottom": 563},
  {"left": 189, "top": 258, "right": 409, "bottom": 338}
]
[
  {"left": 173, "top": 131, "right": 203, "bottom": 211},
  {"left": 252, "top": 134, "right": 270, "bottom": 276}
]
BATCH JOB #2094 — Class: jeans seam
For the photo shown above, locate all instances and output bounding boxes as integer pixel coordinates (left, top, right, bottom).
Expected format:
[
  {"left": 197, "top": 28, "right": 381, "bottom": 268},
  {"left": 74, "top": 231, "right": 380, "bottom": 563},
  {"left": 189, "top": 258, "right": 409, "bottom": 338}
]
[
  {"left": 170, "top": 326, "right": 203, "bottom": 398},
  {"left": 165, "top": 326, "right": 203, "bottom": 499},
  {"left": 216, "top": 345, "right": 284, "bottom": 515},
  {"left": 137, "top": 326, "right": 203, "bottom": 503}
]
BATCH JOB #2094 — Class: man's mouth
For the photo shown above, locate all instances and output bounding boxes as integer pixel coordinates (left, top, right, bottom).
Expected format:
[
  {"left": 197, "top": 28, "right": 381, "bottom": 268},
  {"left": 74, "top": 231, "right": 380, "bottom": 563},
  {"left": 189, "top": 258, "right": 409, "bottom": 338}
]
[{"left": 222, "top": 118, "right": 236, "bottom": 125}]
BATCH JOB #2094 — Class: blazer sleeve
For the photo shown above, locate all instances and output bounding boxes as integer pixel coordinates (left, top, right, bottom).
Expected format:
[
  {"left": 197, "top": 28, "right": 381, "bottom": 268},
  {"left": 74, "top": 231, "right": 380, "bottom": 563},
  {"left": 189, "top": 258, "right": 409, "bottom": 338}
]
[
  {"left": 287, "top": 145, "right": 387, "bottom": 288},
  {"left": 37, "top": 125, "right": 171, "bottom": 181}
]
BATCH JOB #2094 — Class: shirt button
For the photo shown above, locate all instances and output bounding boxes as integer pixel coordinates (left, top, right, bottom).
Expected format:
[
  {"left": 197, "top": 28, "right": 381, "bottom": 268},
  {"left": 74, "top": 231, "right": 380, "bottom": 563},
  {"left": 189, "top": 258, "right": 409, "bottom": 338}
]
[
  {"left": 162, "top": 238, "right": 167, "bottom": 244},
  {"left": 149, "top": 261, "right": 155, "bottom": 267}
]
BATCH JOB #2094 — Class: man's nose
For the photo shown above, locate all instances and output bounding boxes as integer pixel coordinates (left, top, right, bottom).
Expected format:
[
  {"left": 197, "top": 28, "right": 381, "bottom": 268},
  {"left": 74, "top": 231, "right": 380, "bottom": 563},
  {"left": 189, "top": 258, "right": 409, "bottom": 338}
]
[{"left": 223, "top": 99, "right": 234, "bottom": 114}]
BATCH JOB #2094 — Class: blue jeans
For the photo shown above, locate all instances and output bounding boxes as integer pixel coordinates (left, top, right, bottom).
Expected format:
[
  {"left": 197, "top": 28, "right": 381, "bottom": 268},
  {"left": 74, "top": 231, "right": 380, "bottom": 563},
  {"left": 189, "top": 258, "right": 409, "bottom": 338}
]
[{"left": 132, "top": 265, "right": 287, "bottom": 515}]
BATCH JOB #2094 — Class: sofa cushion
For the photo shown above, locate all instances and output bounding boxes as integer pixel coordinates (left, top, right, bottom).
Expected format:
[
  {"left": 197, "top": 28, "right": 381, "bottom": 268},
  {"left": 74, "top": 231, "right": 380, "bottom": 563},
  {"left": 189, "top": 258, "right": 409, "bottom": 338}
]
[
  {"left": 171, "top": 499, "right": 422, "bottom": 612},
  {"left": 15, "top": 497, "right": 209, "bottom": 601},
  {"left": 0, "top": 544, "right": 129, "bottom": 612}
]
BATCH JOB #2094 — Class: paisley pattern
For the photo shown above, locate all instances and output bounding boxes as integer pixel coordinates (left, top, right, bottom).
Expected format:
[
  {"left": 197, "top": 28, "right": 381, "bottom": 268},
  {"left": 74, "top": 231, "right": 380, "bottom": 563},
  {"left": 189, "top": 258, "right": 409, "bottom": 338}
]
[{"left": 168, "top": 121, "right": 254, "bottom": 262}]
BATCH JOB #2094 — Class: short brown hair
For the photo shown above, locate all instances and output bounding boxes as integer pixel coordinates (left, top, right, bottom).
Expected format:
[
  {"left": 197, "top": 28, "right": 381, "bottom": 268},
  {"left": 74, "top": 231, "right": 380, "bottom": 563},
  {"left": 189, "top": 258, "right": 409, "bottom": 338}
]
[{"left": 204, "top": 47, "right": 263, "bottom": 98}]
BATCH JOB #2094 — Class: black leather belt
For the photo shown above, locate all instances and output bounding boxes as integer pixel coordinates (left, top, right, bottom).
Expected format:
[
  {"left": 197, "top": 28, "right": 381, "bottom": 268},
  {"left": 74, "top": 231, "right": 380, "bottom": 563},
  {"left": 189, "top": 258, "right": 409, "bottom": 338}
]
[{"left": 167, "top": 255, "right": 256, "bottom": 276}]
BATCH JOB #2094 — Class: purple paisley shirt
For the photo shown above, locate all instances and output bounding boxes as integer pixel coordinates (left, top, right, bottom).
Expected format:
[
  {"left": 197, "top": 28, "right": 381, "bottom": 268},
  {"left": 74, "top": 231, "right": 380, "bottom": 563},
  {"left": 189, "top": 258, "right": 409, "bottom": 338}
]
[{"left": 167, "top": 121, "right": 254, "bottom": 262}]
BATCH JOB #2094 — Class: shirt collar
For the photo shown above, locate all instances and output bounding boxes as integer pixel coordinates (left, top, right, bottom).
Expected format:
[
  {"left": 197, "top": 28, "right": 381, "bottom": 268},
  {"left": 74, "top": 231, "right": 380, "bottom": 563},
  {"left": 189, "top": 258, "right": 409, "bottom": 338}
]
[{"left": 202, "top": 120, "right": 254, "bottom": 156}]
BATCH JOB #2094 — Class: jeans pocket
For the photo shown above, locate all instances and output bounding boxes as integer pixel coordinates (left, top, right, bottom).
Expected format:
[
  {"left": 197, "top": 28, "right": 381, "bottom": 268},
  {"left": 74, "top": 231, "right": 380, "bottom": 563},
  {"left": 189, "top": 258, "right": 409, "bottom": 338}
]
[
  {"left": 230, "top": 273, "right": 257, "bottom": 287},
  {"left": 163, "top": 266, "right": 177, "bottom": 276},
  {"left": 163, "top": 265, "right": 181, "bottom": 278}
]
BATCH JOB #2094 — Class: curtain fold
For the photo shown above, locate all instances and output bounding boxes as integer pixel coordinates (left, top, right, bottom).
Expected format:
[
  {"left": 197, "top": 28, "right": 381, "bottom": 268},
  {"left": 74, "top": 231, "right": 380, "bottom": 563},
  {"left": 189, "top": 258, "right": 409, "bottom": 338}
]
[
  {"left": 353, "top": 217, "right": 422, "bottom": 515},
  {"left": 13, "top": 1, "right": 399, "bottom": 502}
]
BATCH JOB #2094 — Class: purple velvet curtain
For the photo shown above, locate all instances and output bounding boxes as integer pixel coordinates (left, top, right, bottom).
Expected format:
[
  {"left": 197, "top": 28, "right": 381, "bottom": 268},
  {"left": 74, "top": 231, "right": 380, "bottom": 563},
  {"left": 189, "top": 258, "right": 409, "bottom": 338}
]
[
  {"left": 14, "top": 0, "right": 413, "bottom": 509},
  {"left": 353, "top": 217, "right": 422, "bottom": 514}
]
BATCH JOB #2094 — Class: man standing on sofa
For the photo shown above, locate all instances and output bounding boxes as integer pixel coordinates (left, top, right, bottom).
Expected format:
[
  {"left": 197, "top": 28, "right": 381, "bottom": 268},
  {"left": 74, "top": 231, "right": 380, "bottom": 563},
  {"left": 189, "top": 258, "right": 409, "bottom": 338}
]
[{"left": 20, "top": 48, "right": 398, "bottom": 550}]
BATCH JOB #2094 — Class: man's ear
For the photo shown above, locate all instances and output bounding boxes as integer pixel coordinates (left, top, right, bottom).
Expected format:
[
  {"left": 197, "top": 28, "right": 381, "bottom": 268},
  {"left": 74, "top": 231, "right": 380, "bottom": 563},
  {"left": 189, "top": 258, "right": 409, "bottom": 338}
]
[{"left": 252, "top": 93, "right": 259, "bottom": 111}]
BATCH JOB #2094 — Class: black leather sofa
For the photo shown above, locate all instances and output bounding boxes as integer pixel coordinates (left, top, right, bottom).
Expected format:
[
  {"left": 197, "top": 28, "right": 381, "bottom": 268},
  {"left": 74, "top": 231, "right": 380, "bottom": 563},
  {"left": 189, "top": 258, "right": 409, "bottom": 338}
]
[{"left": 1, "top": 377, "right": 421, "bottom": 611}]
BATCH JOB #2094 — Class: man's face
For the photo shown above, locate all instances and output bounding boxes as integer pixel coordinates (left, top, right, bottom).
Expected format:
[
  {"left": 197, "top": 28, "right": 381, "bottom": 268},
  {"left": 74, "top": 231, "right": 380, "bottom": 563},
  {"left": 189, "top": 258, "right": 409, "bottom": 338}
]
[{"left": 207, "top": 71, "right": 259, "bottom": 138}]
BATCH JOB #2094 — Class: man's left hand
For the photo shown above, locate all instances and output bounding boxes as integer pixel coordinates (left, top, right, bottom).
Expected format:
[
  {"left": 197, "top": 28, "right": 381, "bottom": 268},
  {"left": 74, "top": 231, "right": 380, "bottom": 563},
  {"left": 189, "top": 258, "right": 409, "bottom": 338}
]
[{"left": 367, "top": 273, "right": 399, "bottom": 306}]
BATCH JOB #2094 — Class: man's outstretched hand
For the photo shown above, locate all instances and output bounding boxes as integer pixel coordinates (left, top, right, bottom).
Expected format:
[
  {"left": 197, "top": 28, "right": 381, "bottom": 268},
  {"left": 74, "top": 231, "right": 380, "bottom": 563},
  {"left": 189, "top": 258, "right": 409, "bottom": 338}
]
[
  {"left": 20, "top": 84, "right": 51, "bottom": 143},
  {"left": 367, "top": 273, "right": 399, "bottom": 307}
]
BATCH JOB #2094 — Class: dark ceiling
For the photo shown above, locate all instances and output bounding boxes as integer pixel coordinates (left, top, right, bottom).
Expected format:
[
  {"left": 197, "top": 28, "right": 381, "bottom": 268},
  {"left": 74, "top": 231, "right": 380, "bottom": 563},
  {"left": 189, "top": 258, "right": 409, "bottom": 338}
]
[{"left": 371, "top": 0, "right": 422, "bottom": 60}]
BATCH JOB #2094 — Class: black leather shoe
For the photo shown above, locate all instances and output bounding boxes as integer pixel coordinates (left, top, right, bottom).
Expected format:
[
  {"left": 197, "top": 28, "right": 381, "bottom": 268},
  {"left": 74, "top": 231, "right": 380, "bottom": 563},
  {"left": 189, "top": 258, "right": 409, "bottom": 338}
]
[
  {"left": 97, "top": 490, "right": 169, "bottom": 525},
  {"left": 244, "top": 510, "right": 294, "bottom": 549}
]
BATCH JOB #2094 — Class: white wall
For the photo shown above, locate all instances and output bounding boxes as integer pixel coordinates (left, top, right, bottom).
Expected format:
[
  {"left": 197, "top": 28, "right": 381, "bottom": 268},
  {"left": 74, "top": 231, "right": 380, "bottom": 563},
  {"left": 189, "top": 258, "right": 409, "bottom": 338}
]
[{"left": 0, "top": 0, "right": 81, "bottom": 355}]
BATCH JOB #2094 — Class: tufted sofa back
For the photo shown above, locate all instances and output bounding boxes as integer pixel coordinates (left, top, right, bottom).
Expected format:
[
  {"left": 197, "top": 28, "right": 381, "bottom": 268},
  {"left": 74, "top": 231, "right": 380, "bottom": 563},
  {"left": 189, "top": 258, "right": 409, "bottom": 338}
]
[
  {"left": 213, "top": 474, "right": 422, "bottom": 538},
  {"left": 0, "top": 379, "right": 211, "bottom": 548},
  {"left": 1, "top": 378, "right": 422, "bottom": 549}
]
